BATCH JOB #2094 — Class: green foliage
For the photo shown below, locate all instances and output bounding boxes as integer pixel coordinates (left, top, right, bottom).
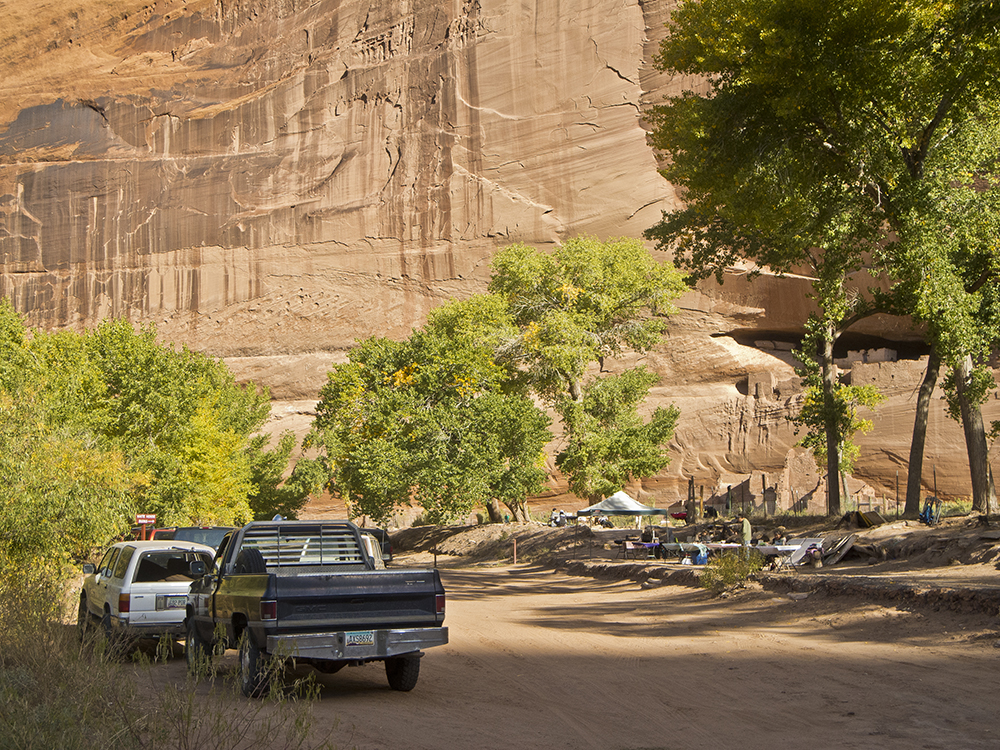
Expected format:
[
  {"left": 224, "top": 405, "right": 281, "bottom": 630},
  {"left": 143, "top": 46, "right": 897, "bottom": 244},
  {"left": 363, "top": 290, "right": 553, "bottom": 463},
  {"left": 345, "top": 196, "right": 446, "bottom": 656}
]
[
  {"left": 792, "top": 319, "right": 886, "bottom": 474},
  {"left": 311, "top": 237, "right": 686, "bottom": 521},
  {"left": 699, "top": 549, "right": 765, "bottom": 594},
  {"left": 645, "top": 0, "right": 1000, "bottom": 508},
  {"left": 0, "top": 305, "right": 134, "bottom": 565},
  {"left": 794, "top": 381, "right": 886, "bottom": 473},
  {"left": 247, "top": 432, "right": 326, "bottom": 520},
  {"left": 0, "top": 300, "right": 273, "bottom": 564},
  {"left": 556, "top": 369, "right": 680, "bottom": 501},
  {"left": 309, "top": 296, "right": 551, "bottom": 525},
  {"left": 489, "top": 237, "right": 687, "bottom": 402},
  {"left": 488, "top": 237, "right": 686, "bottom": 502}
]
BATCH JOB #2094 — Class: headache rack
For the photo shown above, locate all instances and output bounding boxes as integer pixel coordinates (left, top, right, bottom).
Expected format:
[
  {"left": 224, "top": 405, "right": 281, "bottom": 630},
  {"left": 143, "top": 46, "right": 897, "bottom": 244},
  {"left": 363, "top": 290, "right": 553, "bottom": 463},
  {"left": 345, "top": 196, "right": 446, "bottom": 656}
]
[{"left": 240, "top": 523, "right": 367, "bottom": 568}]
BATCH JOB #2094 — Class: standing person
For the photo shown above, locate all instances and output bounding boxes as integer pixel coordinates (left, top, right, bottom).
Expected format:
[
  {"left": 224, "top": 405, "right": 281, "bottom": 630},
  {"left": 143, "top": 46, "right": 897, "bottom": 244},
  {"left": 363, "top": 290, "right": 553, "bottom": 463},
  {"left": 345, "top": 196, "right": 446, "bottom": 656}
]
[{"left": 737, "top": 510, "right": 752, "bottom": 558}]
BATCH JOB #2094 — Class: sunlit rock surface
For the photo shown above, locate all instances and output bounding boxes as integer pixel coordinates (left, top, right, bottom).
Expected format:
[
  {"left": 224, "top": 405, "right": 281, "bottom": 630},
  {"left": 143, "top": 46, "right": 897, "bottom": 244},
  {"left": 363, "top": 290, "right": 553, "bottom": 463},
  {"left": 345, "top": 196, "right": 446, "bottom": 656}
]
[{"left": 0, "top": 0, "right": 994, "bottom": 506}]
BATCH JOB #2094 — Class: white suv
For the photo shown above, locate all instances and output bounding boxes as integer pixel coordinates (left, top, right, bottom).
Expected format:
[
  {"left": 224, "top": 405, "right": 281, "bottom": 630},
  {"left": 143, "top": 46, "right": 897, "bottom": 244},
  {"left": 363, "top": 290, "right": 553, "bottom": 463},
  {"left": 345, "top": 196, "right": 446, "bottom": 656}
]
[{"left": 77, "top": 540, "right": 215, "bottom": 642}]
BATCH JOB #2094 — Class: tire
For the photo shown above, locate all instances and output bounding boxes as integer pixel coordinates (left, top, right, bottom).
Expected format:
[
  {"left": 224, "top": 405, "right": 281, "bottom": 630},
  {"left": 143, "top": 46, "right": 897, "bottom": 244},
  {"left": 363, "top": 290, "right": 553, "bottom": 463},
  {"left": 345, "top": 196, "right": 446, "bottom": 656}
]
[
  {"left": 185, "top": 617, "right": 211, "bottom": 674},
  {"left": 238, "top": 634, "right": 270, "bottom": 697},
  {"left": 385, "top": 654, "right": 420, "bottom": 691},
  {"left": 234, "top": 548, "right": 267, "bottom": 575},
  {"left": 76, "top": 596, "right": 92, "bottom": 642},
  {"left": 102, "top": 609, "right": 114, "bottom": 641}
]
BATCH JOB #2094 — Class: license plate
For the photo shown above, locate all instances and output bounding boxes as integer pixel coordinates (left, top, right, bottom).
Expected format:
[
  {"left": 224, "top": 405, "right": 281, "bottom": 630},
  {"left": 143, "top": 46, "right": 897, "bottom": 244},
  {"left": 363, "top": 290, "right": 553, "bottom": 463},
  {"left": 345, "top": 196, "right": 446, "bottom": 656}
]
[
  {"left": 345, "top": 630, "right": 375, "bottom": 647},
  {"left": 161, "top": 595, "right": 186, "bottom": 609}
]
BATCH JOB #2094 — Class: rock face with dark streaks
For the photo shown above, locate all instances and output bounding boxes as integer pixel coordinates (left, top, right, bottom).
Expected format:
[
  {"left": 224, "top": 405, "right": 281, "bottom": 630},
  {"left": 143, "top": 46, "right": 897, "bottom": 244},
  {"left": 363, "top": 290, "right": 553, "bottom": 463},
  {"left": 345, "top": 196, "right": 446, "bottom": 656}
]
[
  {"left": 0, "top": 0, "right": 676, "bottom": 353},
  {"left": 0, "top": 0, "right": 995, "bottom": 507}
]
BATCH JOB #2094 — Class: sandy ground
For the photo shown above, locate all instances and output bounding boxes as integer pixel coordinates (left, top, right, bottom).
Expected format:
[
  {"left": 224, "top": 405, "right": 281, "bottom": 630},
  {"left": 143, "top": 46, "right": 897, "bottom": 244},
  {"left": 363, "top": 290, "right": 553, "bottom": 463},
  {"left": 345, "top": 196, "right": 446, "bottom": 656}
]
[{"left": 150, "top": 550, "right": 1000, "bottom": 750}]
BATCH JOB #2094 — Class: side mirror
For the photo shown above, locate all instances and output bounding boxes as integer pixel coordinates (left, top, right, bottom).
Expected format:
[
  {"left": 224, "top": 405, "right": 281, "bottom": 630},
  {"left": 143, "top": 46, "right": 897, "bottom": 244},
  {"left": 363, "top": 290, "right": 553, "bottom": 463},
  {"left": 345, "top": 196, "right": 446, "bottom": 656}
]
[
  {"left": 83, "top": 563, "right": 95, "bottom": 575},
  {"left": 189, "top": 560, "right": 208, "bottom": 578}
]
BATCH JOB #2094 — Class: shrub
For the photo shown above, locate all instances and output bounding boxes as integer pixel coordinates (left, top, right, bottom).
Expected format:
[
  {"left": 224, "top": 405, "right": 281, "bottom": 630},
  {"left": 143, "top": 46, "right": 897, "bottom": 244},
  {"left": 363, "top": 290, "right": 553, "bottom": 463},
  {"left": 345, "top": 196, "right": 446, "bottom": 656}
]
[
  {"left": 941, "top": 497, "right": 972, "bottom": 517},
  {"left": 699, "top": 549, "right": 765, "bottom": 594}
]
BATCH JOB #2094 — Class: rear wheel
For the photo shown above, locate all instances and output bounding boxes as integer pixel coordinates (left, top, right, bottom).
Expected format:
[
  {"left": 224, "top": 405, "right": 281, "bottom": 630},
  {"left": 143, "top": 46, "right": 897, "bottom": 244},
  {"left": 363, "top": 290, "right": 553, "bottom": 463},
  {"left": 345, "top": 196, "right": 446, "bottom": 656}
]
[
  {"left": 238, "top": 634, "right": 270, "bottom": 697},
  {"left": 385, "top": 654, "right": 420, "bottom": 691},
  {"left": 185, "top": 617, "right": 210, "bottom": 674}
]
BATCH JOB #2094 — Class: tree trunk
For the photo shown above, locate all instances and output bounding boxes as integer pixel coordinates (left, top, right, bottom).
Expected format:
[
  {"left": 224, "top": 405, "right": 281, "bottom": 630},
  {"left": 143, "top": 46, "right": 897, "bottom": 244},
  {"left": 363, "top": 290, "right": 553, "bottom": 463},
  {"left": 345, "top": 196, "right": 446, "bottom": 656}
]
[
  {"left": 904, "top": 347, "right": 940, "bottom": 516},
  {"left": 484, "top": 498, "right": 504, "bottom": 523},
  {"left": 821, "top": 334, "right": 842, "bottom": 516},
  {"left": 504, "top": 499, "right": 530, "bottom": 523},
  {"left": 954, "top": 356, "right": 998, "bottom": 514}
]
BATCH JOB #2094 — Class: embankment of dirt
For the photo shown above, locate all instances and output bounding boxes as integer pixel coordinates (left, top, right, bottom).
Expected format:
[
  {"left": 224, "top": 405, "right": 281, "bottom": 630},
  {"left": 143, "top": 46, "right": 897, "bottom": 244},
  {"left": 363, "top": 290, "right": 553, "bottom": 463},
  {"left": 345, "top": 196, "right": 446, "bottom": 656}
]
[{"left": 391, "top": 516, "right": 1000, "bottom": 615}]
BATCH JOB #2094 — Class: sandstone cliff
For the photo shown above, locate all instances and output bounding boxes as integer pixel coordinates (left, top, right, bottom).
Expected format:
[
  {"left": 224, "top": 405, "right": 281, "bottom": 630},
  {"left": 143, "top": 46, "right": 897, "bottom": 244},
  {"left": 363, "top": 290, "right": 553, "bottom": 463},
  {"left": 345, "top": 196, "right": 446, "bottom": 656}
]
[{"left": 0, "top": 0, "right": 995, "bottom": 509}]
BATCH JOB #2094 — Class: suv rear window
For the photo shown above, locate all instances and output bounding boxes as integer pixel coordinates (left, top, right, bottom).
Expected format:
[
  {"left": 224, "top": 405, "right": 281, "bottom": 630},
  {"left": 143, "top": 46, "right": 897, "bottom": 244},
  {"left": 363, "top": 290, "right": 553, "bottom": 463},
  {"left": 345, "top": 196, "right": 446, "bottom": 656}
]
[{"left": 133, "top": 550, "right": 213, "bottom": 582}]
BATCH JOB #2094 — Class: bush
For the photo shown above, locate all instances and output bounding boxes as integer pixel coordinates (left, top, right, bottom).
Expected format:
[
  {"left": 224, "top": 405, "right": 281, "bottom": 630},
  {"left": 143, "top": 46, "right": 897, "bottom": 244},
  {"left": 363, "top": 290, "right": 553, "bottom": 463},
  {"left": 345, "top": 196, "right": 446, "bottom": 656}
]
[
  {"left": 699, "top": 549, "right": 765, "bottom": 594},
  {"left": 941, "top": 497, "right": 973, "bottom": 517}
]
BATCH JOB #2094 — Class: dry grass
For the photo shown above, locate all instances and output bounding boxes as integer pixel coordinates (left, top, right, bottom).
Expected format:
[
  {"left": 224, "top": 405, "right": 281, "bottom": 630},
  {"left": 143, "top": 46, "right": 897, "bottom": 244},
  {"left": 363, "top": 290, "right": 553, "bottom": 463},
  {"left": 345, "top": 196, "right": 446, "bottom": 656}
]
[{"left": 0, "top": 567, "right": 335, "bottom": 750}]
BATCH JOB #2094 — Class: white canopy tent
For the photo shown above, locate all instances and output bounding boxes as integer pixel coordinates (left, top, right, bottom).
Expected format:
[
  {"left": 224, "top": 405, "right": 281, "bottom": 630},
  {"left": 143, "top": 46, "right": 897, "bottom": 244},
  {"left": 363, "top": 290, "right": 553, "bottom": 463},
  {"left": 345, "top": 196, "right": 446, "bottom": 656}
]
[{"left": 575, "top": 491, "right": 668, "bottom": 517}]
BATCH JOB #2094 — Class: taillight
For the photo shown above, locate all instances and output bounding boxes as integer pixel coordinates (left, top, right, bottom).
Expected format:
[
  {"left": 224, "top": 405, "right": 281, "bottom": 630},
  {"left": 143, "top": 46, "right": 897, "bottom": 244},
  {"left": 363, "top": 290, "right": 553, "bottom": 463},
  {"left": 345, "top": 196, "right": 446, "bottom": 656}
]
[
  {"left": 118, "top": 594, "right": 130, "bottom": 614},
  {"left": 260, "top": 600, "right": 277, "bottom": 620},
  {"left": 435, "top": 594, "right": 445, "bottom": 617}
]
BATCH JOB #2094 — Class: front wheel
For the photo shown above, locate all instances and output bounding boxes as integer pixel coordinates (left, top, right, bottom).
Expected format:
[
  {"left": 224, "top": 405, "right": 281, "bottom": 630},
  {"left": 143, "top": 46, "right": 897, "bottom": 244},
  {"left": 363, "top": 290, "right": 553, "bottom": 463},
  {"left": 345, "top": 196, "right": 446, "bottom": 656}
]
[
  {"left": 238, "top": 634, "right": 270, "bottom": 697},
  {"left": 76, "top": 596, "right": 93, "bottom": 642},
  {"left": 385, "top": 654, "right": 420, "bottom": 691},
  {"left": 185, "top": 617, "right": 211, "bottom": 675}
]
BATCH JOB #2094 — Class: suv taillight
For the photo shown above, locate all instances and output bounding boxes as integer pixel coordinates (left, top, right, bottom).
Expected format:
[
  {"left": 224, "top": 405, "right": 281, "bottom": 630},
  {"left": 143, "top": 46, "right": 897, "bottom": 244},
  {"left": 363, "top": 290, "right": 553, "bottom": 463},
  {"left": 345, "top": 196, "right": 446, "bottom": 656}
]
[
  {"left": 118, "top": 594, "right": 130, "bottom": 614},
  {"left": 435, "top": 594, "right": 445, "bottom": 617},
  {"left": 260, "top": 600, "right": 277, "bottom": 620}
]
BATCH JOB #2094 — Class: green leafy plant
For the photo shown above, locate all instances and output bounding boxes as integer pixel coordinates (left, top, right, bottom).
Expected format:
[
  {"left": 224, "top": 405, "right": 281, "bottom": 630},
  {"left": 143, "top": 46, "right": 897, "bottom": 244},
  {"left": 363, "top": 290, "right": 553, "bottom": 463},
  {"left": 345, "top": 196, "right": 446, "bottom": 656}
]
[{"left": 699, "top": 550, "right": 765, "bottom": 594}]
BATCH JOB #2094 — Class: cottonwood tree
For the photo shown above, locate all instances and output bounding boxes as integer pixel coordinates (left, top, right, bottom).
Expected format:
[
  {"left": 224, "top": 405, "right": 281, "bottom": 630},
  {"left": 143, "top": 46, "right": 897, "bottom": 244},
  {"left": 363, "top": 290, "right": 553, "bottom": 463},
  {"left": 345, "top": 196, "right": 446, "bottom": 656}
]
[
  {"left": 309, "top": 295, "right": 551, "bottom": 524},
  {"left": 488, "top": 236, "right": 687, "bottom": 502},
  {"left": 86, "top": 318, "right": 272, "bottom": 525},
  {"left": 646, "top": 0, "right": 1000, "bottom": 514},
  {"left": 311, "top": 237, "right": 685, "bottom": 522},
  {"left": 0, "top": 300, "right": 275, "bottom": 554},
  {"left": 0, "top": 306, "right": 203, "bottom": 570},
  {"left": 246, "top": 431, "right": 327, "bottom": 520},
  {"left": 556, "top": 368, "right": 680, "bottom": 503}
]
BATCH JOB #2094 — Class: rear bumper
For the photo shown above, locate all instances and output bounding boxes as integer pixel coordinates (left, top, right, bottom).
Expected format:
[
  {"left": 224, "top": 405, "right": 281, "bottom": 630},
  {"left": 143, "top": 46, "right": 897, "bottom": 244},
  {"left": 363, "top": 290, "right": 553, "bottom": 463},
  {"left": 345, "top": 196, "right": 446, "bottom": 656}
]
[
  {"left": 112, "top": 617, "right": 186, "bottom": 638},
  {"left": 266, "top": 626, "right": 448, "bottom": 662}
]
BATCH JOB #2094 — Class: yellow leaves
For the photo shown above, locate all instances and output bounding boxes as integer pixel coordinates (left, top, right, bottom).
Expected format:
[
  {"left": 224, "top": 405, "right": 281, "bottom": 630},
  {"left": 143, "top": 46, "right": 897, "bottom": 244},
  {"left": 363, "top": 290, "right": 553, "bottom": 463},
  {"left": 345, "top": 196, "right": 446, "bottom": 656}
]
[
  {"left": 523, "top": 321, "right": 542, "bottom": 348},
  {"left": 558, "top": 282, "right": 582, "bottom": 303},
  {"left": 385, "top": 363, "right": 419, "bottom": 387},
  {"left": 451, "top": 375, "right": 478, "bottom": 400}
]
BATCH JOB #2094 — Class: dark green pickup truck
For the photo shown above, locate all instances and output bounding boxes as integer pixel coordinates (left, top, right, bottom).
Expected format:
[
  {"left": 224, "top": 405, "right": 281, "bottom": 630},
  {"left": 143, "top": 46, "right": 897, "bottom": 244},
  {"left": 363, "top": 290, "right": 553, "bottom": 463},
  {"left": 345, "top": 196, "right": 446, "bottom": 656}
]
[{"left": 185, "top": 520, "right": 447, "bottom": 696}]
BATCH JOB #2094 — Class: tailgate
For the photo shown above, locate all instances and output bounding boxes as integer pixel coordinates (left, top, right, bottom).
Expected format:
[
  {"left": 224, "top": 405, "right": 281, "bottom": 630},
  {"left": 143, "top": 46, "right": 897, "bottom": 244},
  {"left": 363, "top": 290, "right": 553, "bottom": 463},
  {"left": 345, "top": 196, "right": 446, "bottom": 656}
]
[
  {"left": 126, "top": 581, "right": 192, "bottom": 625},
  {"left": 271, "top": 569, "right": 444, "bottom": 633}
]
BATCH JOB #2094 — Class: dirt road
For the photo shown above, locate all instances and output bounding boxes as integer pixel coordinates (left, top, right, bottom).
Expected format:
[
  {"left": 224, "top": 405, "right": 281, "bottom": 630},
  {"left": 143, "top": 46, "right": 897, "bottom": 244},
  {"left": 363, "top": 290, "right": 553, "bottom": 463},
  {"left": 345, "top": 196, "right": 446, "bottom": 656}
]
[{"left": 165, "top": 560, "right": 999, "bottom": 750}]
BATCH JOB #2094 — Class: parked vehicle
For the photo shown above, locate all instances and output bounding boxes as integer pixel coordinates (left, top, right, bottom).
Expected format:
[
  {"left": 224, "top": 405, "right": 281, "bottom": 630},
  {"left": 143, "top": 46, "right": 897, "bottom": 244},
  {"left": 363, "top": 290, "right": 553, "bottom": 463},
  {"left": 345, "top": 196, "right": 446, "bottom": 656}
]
[
  {"left": 185, "top": 520, "right": 447, "bottom": 696},
  {"left": 156, "top": 526, "right": 234, "bottom": 550},
  {"left": 77, "top": 540, "right": 215, "bottom": 643},
  {"left": 359, "top": 532, "right": 387, "bottom": 569},
  {"left": 127, "top": 526, "right": 176, "bottom": 541},
  {"left": 362, "top": 527, "right": 393, "bottom": 562}
]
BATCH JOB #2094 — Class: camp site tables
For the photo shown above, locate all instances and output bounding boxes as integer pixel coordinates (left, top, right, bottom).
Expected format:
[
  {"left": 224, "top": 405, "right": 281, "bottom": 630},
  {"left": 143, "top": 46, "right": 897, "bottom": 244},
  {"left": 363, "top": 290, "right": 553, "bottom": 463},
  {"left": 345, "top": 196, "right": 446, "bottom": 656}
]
[{"left": 615, "top": 539, "right": 661, "bottom": 559}]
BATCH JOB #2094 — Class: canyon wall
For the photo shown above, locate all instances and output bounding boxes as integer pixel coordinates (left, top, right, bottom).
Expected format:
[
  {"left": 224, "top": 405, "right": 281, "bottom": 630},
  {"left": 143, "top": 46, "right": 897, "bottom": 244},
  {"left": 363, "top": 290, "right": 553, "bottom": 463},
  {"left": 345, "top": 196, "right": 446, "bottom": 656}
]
[{"left": 0, "top": 0, "right": 995, "bottom": 509}]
